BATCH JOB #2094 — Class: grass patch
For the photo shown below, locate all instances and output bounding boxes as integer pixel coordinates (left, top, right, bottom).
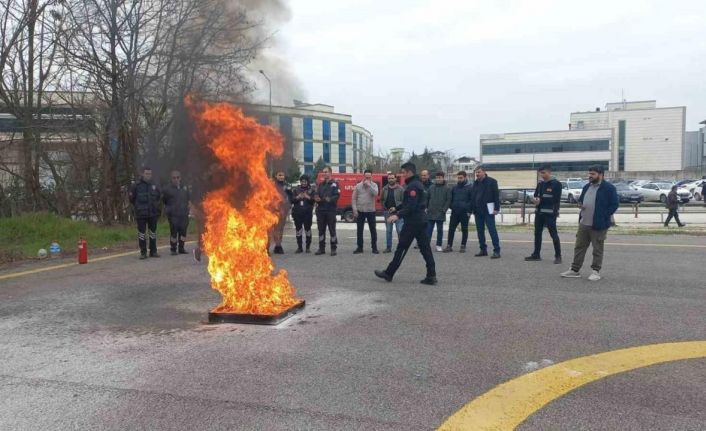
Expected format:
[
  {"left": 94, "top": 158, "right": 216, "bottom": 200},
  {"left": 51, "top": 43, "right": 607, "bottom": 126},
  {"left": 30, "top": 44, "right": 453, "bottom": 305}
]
[{"left": 0, "top": 212, "right": 195, "bottom": 263}]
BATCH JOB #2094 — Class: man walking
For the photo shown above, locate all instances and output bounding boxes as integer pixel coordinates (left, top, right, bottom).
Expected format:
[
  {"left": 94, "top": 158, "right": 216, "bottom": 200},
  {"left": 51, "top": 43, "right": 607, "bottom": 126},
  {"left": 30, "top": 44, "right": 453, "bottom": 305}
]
[
  {"left": 129, "top": 167, "right": 162, "bottom": 259},
  {"left": 472, "top": 166, "right": 501, "bottom": 259},
  {"left": 315, "top": 166, "right": 340, "bottom": 256},
  {"left": 427, "top": 172, "right": 451, "bottom": 252},
  {"left": 381, "top": 172, "right": 404, "bottom": 253},
  {"left": 291, "top": 174, "right": 316, "bottom": 253},
  {"left": 162, "top": 170, "right": 191, "bottom": 256},
  {"left": 352, "top": 170, "right": 379, "bottom": 254},
  {"left": 374, "top": 162, "right": 436, "bottom": 285},
  {"left": 561, "top": 165, "right": 619, "bottom": 281},
  {"left": 525, "top": 165, "right": 563, "bottom": 264},
  {"left": 664, "top": 185, "right": 685, "bottom": 227},
  {"left": 270, "top": 171, "right": 293, "bottom": 254},
  {"left": 444, "top": 171, "right": 473, "bottom": 253}
]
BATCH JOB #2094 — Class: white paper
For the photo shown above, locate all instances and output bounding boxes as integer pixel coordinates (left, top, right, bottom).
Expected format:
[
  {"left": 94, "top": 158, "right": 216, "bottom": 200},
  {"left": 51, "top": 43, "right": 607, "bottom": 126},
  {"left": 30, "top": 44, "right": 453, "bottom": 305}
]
[{"left": 487, "top": 203, "right": 495, "bottom": 214}]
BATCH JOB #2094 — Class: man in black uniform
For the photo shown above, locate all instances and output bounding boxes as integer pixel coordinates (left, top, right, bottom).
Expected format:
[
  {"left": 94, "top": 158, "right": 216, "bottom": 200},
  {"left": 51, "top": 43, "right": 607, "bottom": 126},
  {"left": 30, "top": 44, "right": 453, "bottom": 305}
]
[
  {"left": 375, "top": 162, "right": 437, "bottom": 285},
  {"left": 291, "top": 174, "right": 316, "bottom": 253},
  {"left": 315, "top": 166, "right": 340, "bottom": 256},
  {"left": 270, "top": 171, "right": 293, "bottom": 254},
  {"left": 129, "top": 167, "right": 162, "bottom": 259},
  {"left": 525, "top": 164, "right": 563, "bottom": 263},
  {"left": 162, "top": 170, "right": 191, "bottom": 256}
]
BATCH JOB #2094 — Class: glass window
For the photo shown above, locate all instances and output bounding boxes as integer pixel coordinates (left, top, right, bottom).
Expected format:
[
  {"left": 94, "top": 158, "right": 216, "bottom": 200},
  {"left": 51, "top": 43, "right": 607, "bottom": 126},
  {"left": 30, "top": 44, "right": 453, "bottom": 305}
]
[
  {"left": 481, "top": 161, "right": 608, "bottom": 172},
  {"left": 339, "top": 143, "right": 346, "bottom": 164},
  {"left": 618, "top": 120, "right": 626, "bottom": 171},
  {"left": 482, "top": 140, "right": 610, "bottom": 155},
  {"left": 304, "top": 141, "right": 313, "bottom": 162},
  {"left": 338, "top": 122, "right": 346, "bottom": 142},
  {"left": 323, "top": 120, "right": 331, "bottom": 141},
  {"left": 303, "top": 117, "right": 313, "bottom": 140},
  {"left": 323, "top": 143, "right": 330, "bottom": 163}
]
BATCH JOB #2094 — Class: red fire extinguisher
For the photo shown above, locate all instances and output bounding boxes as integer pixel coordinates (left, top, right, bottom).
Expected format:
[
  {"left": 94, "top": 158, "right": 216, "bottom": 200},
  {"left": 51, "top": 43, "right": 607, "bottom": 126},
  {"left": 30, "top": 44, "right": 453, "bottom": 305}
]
[{"left": 78, "top": 238, "right": 88, "bottom": 264}]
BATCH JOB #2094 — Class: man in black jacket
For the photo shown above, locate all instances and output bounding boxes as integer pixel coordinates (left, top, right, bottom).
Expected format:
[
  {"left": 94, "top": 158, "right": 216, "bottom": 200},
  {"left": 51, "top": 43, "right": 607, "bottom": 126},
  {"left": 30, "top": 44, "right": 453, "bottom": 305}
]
[
  {"left": 443, "top": 171, "right": 473, "bottom": 253},
  {"left": 129, "top": 167, "right": 162, "bottom": 259},
  {"left": 162, "top": 170, "right": 191, "bottom": 256},
  {"left": 472, "top": 165, "right": 502, "bottom": 258},
  {"left": 291, "top": 174, "right": 316, "bottom": 253},
  {"left": 270, "top": 171, "right": 293, "bottom": 254},
  {"left": 375, "top": 162, "right": 436, "bottom": 285},
  {"left": 664, "top": 185, "right": 685, "bottom": 227},
  {"left": 315, "top": 166, "right": 340, "bottom": 256},
  {"left": 525, "top": 165, "right": 563, "bottom": 263}
]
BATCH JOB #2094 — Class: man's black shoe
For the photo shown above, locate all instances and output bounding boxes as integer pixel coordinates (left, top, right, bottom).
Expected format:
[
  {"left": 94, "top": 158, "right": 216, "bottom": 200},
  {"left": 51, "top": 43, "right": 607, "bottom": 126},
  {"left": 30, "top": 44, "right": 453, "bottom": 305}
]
[
  {"left": 524, "top": 255, "right": 541, "bottom": 261},
  {"left": 372, "top": 249, "right": 379, "bottom": 254},
  {"left": 554, "top": 256, "right": 563, "bottom": 265},
  {"left": 139, "top": 253, "right": 148, "bottom": 260},
  {"left": 491, "top": 252, "right": 501, "bottom": 259},
  {"left": 295, "top": 248, "right": 303, "bottom": 254},
  {"left": 150, "top": 252, "right": 161, "bottom": 258},
  {"left": 178, "top": 249, "right": 188, "bottom": 255},
  {"left": 273, "top": 246, "right": 284, "bottom": 255},
  {"left": 170, "top": 250, "right": 178, "bottom": 256},
  {"left": 442, "top": 246, "right": 453, "bottom": 253},
  {"left": 678, "top": 223, "right": 686, "bottom": 227},
  {"left": 383, "top": 248, "right": 392, "bottom": 253},
  {"left": 314, "top": 249, "right": 326, "bottom": 256},
  {"left": 374, "top": 270, "right": 392, "bottom": 282},
  {"left": 420, "top": 276, "right": 437, "bottom": 286},
  {"left": 459, "top": 245, "right": 466, "bottom": 253},
  {"left": 305, "top": 248, "right": 311, "bottom": 254},
  {"left": 475, "top": 251, "right": 488, "bottom": 257},
  {"left": 353, "top": 248, "right": 363, "bottom": 254},
  {"left": 330, "top": 250, "right": 337, "bottom": 256}
]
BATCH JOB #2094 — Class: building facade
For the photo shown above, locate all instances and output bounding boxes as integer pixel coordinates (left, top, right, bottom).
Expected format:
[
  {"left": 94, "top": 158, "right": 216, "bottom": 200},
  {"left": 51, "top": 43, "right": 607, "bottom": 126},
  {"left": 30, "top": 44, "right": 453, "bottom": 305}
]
[
  {"left": 243, "top": 101, "right": 373, "bottom": 175},
  {"left": 480, "top": 100, "right": 688, "bottom": 174}
]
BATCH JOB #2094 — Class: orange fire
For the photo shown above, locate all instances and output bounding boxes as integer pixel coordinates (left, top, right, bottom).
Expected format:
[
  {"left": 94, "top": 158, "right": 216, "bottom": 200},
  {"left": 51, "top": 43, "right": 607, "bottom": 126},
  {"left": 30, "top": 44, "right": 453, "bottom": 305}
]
[{"left": 187, "top": 98, "right": 300, "bottom": 315}]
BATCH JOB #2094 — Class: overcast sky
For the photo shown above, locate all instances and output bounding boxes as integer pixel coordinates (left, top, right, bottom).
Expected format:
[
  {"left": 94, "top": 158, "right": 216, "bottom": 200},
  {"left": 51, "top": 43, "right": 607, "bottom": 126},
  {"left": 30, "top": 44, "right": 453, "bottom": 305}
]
[{"left": 255, "top": 0, "right": 706, "bottom": 158}]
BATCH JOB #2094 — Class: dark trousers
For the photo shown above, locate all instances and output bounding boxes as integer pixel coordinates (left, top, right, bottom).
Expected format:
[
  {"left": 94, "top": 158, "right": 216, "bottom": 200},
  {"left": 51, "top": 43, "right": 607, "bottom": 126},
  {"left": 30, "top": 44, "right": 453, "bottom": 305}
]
[
  {"left": 664, "top": 208, "right": 682, "bottom": 226},
  {"left": 356, "top": 212, "right": 378, "bottom": 250},
  {"left": 426, "top": 220, "right": 444, "bottom": 246},
  {"left": 475, "top": 211, "right": 501, "bottom": 253},
  {"left": 385, "top": 220, "right": 435, "bottom": 278},
  {"left": 168, "top": 215, "right": 189, "bottom": 252},
  {"left": 533, "top": 212, "right": 561, "bottom": 258},
  {"left": 447, "top": 212, "right": 469, "bottom": 247},
  {"left": 316, "top": 210, "right": 337, "bottom": 251},
  {"left": 293, "top": 211, "right": 313, "bottom": 250},
  {"left": 137, "top": 216, "right": 158, "bottom": 255}
]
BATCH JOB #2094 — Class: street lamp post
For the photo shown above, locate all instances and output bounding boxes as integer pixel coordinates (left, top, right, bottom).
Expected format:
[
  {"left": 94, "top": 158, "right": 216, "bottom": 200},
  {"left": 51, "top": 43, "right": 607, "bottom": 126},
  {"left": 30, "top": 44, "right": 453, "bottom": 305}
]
[{"left": 259, "top": 70, "right": 273, "bottom": 176}]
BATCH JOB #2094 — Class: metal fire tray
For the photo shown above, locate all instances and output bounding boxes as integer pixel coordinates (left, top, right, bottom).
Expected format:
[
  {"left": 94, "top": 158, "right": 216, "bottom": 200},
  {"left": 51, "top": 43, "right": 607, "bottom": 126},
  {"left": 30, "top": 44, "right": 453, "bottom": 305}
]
[{"left": 207, "top": 300, "right": 306, "bottom": 325}]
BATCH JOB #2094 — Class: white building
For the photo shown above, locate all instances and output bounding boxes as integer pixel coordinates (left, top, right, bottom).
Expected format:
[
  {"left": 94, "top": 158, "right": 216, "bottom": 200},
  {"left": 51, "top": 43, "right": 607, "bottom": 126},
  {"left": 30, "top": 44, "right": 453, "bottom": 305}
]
[
  {"left": 243, "top": 101, "right": 374, "bottom": 175},
  {"left": 480, "top": 100, "right": 687, "bottom": 174},
  {"left": 452, "top": 156, "right": 479, "bottom": 173}
]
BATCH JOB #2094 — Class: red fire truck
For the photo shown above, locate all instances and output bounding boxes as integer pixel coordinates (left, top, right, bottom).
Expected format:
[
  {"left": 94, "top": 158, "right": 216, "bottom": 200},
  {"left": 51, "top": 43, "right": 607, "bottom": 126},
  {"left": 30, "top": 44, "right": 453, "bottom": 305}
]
[{"left": 315, "top": 172, "right": 406, "bottom": 222}]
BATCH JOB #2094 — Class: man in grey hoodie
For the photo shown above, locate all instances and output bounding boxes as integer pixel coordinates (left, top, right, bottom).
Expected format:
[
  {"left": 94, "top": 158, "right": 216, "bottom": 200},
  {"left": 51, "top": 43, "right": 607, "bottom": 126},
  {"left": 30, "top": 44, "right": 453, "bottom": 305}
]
[{"left": 352, "top": 170, "right": 379, "bottom": 253}]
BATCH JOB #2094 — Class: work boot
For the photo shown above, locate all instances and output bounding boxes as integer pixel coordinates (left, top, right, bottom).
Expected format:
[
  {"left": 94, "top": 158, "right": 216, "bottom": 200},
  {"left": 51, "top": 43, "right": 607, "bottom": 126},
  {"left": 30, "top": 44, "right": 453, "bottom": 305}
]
[
  {"left": 475, "top": 250, "right": 488, "bottom": 257},
  {"left": 491, "top": 252, "right": 501, "bottom": 259},
  {"left": 442, "top": 246, "right": 453, "bottom": 253},
  {"left": 178, "top": 249, "right": 188, "bottom": 255},
  {"left": 554, "top": 256, "right": 563, "bottom": 265},
  {"left": 353, "top": 248, "right": 363, "bottom": 254},
  {"left": 315, "top": 249, "right": 326, "bottom": 256},
  {"left": 420, "top": 276, "right": 437, "bottom": 286},
  {"left": 678, "top": 223, "right": 686, "bottom": 227},
  {"left": 273, "top": 245, "right": 284, "bottom": 255},
  {"left": 149, "top": 252, "right": 161, "bottom": 258},
  {"left": 372, "top": 248, "right": 379, "bottom": 254},
  {"left": 139, "top": 252, "right": 148, "bottom": 260},
  {"left": 178, "top": 240, "right": 187, "bottom": 254},
  {"left": 295, "top": 247, "right": 303, "bottom": 254},
  {"left": 374, "top": 270, "right": 392, "bottom": 282},
  {"left": 524, "top": 254, "right": 541, "bottom": 261},
  {"left": 459, "top": 245, "right": 466, "bottom": 253},
  {"left": 330, "top": 249, "right": 337, "bottom": 257},
  {"left": 170, "top": 250, "right": 178, "bottom": 256},
  {"left": 305, "top": 247, "right": 311, "bottom": 254}
]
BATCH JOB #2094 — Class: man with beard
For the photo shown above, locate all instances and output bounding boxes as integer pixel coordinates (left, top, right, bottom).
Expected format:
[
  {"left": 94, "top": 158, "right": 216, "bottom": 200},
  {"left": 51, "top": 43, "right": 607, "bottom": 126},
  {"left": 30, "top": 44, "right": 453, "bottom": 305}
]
[
  {"left": 128, "top": 167, "right": 162, "bottom": 259},
  {"left": 561, "top": 165, "right": 619, "bottom": 282},
  {"left": 162, "top": 170, "right": 191, "bottom": 256},
  {"left": 315, "top": 166, "right": 340, "bottom": 256},
  {"left": 352, "top": 169, "right": 379, "bottom": 254},
  {"left": 291, "top": 174, "right": 316, "bottom": 253},
  {"left": 375, "top": 162, "right": 437, "bottom": 285},
  {"left": 426, "top": 172, "right": 452, "bottom": 252},
  {"left": 443, "top": 171, "right": 473, "bottom": 253},
  {"left": 381, "top": 172, "right": 405, "bottom": 253}
]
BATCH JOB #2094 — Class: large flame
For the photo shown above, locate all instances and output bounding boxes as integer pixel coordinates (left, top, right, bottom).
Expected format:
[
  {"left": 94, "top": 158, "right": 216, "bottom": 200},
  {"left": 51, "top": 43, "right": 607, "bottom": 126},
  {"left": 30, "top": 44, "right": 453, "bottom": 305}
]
[{"left": 187, "top": 98, "right": 300, "bottom": 315}]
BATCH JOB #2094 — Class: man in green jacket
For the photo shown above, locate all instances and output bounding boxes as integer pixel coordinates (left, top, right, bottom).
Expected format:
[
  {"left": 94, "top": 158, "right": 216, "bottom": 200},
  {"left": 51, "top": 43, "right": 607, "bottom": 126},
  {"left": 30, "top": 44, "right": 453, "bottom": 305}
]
[{"left": 426, "top": 172, "right": 452, "bottom": 252}]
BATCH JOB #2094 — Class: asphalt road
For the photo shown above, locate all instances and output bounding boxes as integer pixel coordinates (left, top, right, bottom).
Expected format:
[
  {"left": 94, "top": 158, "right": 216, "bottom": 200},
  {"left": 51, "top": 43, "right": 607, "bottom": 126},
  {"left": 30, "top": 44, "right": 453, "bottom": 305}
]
[{"left": 1, "top": 229, "right": 704, "bottom": 430}]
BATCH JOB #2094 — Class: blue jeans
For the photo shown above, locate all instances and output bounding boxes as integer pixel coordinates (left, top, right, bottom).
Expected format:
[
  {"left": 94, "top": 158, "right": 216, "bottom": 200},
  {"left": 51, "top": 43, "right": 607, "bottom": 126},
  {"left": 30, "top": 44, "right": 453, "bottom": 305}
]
[
  {"left": 426, "top": 220, "right": 444, "bottom": 246},
  {"left": 475, "top": 212, "right": 501, "bottom": 253},
  {"left": 385, "top": 211, "right": 404, "bottom": 249}
]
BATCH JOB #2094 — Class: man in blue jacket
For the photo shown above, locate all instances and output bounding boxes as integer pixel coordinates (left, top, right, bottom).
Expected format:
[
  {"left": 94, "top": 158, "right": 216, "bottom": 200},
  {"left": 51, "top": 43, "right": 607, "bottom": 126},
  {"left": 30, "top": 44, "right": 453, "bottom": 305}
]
[{"left": 561, "top": 165, "right": 619, "bottom": 281}]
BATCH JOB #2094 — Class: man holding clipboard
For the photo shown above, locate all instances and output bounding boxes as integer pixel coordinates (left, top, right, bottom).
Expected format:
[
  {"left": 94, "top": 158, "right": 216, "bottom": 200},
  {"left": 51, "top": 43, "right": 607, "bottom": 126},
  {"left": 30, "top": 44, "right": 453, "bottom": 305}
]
[{"left": 472, "top": 165, "right": 502, "bottom": 259}]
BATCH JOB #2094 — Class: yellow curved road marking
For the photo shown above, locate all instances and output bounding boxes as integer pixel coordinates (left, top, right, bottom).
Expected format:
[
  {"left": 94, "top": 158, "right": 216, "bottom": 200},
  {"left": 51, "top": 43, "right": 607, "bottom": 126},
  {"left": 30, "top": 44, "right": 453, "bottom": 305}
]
[{"left": 438, "top": 341, "right": 706, "bottom": 430}]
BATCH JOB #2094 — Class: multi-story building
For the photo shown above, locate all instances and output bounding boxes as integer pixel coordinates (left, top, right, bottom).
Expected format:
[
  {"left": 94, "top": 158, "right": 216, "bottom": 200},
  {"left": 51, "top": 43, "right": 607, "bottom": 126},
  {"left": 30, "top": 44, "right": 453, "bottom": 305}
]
[
  {"left": 243, "top": 101, "right": 374, "bottom": 175},
  {"left": 480, "top": 100, "right": 688, "bottom": 175}
]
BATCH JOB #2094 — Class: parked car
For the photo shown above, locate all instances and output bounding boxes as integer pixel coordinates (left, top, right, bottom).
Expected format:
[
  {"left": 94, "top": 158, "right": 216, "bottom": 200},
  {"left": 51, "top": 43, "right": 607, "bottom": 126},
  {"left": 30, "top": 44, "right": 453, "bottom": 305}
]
[
  {"left": 683, "top": 179, "right": 705, "bottom": 201},
  {"left": 500, "top": 189, "right": 534, "bottom": 204},
  {"left": 639, "top": 182, "right": 691, "bottom": 204},
  {"left": 561, "top": 179, "right": 586, "bottom": 203},
  {"left": 613, "top": 182, "right": 644, "bottom": 203},
  {"left": 629, "top": 180, "right": 651, "bottom": 190},
  {"left": 675, "top": 179, "right": 696, "bottom": 187}
]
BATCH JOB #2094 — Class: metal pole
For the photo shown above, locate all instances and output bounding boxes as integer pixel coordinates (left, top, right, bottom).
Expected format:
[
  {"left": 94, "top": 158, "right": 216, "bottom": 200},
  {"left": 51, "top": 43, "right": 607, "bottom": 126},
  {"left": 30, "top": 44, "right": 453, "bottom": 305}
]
[{"left": 259, "top": 70, "right": 273, "bottom": 176}]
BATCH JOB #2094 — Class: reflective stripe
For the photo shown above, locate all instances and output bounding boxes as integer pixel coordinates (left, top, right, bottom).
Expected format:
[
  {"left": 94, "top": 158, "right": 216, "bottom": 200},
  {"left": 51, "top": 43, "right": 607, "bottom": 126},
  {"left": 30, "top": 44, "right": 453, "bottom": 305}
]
[
  {"left": 542, "top": 194, "right": 553, "bottom": 198},
  {"left": 540, "top": 208, "right": 555, "bottom": 214}
]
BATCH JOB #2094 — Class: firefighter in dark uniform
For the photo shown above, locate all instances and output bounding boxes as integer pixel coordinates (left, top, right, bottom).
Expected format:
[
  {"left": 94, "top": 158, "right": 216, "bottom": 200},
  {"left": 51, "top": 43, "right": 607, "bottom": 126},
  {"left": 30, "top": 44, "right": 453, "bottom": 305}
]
[
  {"left": 375, "top": 162, "right": 437, "bottom": 285},
  {"left": 525, "top": 164, "right": 563, "bottom": 264},
  {"left": 314, "top": 166, "right": 340, "bottom": 256},
  {"left": 291, "top": 174, "right": 316, "bottom": 253},
  {"left": 162, "top": 170, "right": 191, "bottom": 256},
  {"left": 128, "top": 167, "right": 162, "bottom": 259}
]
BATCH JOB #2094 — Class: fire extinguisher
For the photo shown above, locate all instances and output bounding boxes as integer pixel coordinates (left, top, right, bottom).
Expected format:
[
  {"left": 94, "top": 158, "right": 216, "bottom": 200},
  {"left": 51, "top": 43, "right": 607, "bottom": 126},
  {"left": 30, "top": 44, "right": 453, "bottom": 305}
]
[{"left": 78, "top": 238, "right": 88, "bottom": 264}]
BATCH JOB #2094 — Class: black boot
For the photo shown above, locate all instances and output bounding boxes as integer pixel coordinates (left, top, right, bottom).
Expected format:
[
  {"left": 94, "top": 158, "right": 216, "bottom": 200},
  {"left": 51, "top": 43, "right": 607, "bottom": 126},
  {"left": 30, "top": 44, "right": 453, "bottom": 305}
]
[
  {"left": 178, "top": 240, "right": 187, "bottom": 254},
  {"left": 420, "top": 276, "right": 437, "bottom": 285},
  {"left": 374, "top": 270, "right": 392, "bottom": 282}
]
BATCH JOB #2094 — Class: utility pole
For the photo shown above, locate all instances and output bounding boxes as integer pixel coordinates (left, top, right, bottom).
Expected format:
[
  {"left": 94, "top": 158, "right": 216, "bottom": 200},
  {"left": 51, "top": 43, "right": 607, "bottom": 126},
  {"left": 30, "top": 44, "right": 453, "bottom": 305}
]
[{"left": 259, "top": 70, "right": 273, "bottom": 176}]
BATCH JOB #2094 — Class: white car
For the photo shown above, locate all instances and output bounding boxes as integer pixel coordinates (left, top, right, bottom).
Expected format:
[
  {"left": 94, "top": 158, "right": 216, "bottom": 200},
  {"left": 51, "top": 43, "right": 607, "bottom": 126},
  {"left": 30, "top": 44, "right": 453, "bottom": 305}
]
[
  {"left": 560, "top": 179, "right": 587, "bottom": 203},
  {"left": 629, "top": 180, "right": 651, "bottom": 190},
  {"left": 639, "top": 182, "right": 692, "bottom": 204},
  {"left": 683, "top": 179, "right": 705, "bottom": 201}
]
